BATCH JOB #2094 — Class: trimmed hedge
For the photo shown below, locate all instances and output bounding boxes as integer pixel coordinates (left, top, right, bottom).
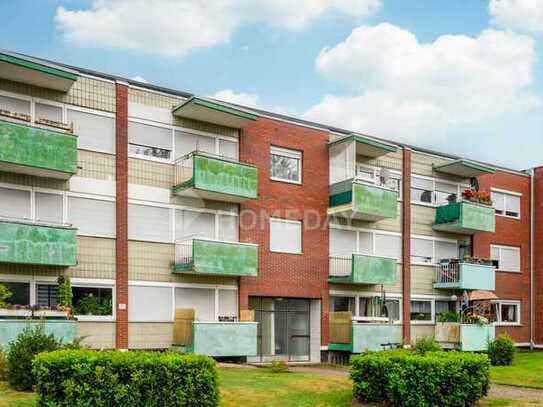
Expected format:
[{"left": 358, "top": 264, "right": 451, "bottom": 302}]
[
  {"left": 33, "top": 350, "right": 219, "bottom": 406},
  {"left": 350, "top": 350, "right": 490, "bottom": 407}
]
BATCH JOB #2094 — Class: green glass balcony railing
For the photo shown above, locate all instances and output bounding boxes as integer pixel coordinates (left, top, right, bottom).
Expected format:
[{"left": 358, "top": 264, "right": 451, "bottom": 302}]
[
  {"left": 0, "top": 118, "right": 77, "bottom": 179},
  {"left": 433, "top": 201, "right": 495, "bottom": 234},
  {"left": 0, "top": 220, "right": 77, "bottom": 267},
  {"left": 172, "top": 238, "right": 258, "bottom": 277},
  {"left": 328, "top": 180, "right": 398, "bottom": 221},
  {"left": 328, "top": 254, "right": 397, "bottom": 285},
  {"left": 172, "top": 152, "right": 258, "bottom": 203}
]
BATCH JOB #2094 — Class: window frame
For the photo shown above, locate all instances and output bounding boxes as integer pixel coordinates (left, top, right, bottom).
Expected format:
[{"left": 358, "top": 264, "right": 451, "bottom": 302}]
[
  {"left": 410, "top": 234, "right": 459, "bottom": 266},
  {"left": 356, "top": 164, "right": 403, "bottom": 199},
  {"left": 270, "top": 146, "right": 303, "bottom": 185},
  {"left": 72, "top": 283, "right": 116, "bottom": 321},
  {"left": 493, "top": 300, "right": 521, "bottom": 326},
  {"left": 410, "top": 298, "right": 435, "bottom": 324},
  {"left": 490, "top": 244, "right": 521, "bottom": 273},
  {"left": 0, "top": 182, "right": 68, "bottom": 227},
  {"left": 410, "top": 174, "right": 469, "bottom": 207},
  {"left": 329, "top": 290, "right": 403, "bottom": 324},
  {"left": 269, "top": 217, "right": 303, "bottom": 254},
  {"left": 491, "top": 188, "right": 521, "bottom": 220},
  {"left": 329, "top": 224, "right": 402, "bottom": 261},
  {"left": 0, "top": 90, "right": 67, "bottom": 125}
]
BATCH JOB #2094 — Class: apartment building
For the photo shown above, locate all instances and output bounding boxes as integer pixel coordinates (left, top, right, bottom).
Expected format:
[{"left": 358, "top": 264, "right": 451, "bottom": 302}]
[{"left": 0, "top": 49, "right": 541, "bottom": 362}]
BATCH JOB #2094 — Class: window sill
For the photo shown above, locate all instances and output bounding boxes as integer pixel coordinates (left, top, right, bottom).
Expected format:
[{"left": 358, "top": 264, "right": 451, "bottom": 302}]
[
  {"left": 75, "top": 315, "right": 115, "bottom": 322},
  {"left": 270, "top": 249, "right": 303, "bottom": 255},
  {"left": 496, "top": 214, "right": 521, "bottom": 221},
  {"left": 270, "top": 177, "right": 302, "bottom": 185},
  {"left": 411, "top": 321, "right": 435, "bottom": 325},
  {"left": 411, "top": 201, "right": 436, "bottom": 208},
  {"left": 495, "top": 323, "right": 521, "bottom": 327},
  {"left": 495, "top": 269, "right": 521, "bottom": 274}
]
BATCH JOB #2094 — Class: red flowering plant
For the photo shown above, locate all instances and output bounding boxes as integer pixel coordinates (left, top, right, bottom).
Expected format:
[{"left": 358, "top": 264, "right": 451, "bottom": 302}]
[{"left": 461, "top": 189, "right": 492, "bottom": 206}]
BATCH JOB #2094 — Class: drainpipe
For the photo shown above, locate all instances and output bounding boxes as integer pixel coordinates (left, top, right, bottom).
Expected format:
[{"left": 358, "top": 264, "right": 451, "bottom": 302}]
[{"left": 529, "top": 168, "right": 535, "bottom": 349}]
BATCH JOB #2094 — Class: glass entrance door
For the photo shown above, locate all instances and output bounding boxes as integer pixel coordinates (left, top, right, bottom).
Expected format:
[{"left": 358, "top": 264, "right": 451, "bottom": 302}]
[{"left": 249, "top": 297, "right": 310, "bottom": 362}]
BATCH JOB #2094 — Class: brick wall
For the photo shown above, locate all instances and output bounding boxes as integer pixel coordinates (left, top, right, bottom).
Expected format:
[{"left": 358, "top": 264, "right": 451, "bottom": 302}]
[
  {"left": 239, "top": 118, "right": 330, "bottom": 344},
  {"left": 115, "top": 83, "right": 128, "bottom": 349},
  {"left": 534, "top": 167, "right": 543, "bottom": 345},
  {"left": 475, "top": 171, "right": 531, "bottom": 343}
]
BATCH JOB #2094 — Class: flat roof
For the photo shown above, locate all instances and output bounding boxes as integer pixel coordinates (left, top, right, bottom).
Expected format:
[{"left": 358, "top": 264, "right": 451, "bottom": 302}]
[{"left": 0, "top": 48, "right": 532, "bottom": 176}]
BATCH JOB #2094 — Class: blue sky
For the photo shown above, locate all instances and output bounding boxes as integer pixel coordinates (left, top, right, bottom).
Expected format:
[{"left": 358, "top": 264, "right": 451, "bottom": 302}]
[{"left": 1, "top": 0, "right": 542, "bottom": 170}]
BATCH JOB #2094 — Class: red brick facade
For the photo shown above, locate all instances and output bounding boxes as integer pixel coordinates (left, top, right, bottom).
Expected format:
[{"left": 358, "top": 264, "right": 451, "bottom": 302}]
[
  {"left": 239, "top": 118, "right": 330, "bottom": 344},
  {"left": 534, "top": 167, "right": 543, "bottom": 345},
  {"left": 115, "top": 83, "right": 129, "bottom": 349},
  {"left": 475, "top": 171, "right": 531, "bottom": 344}
]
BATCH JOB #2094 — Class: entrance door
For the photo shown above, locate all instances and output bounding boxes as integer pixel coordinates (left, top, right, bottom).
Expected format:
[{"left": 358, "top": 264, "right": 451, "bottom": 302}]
[{"left": 249, "top": 297, "right": 310, "bottom": 362}]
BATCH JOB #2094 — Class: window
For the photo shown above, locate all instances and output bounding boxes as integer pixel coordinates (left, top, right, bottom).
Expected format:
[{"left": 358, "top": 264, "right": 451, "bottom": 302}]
[
  {"left": 176, "top": 209, "right": 215, "bottom": 241},
  {"left": 495, "top": 301, "right": 520, "bottom": 325},
  {"left": 72, "top": 286, "right": 113, "bottom": 317},
  {"left": 68, "top": 109, "right": 116, "bottom": 153},
  {"left": 374, "top": 233, "right": 401, "bottom": 260},
  {"left": 435, "top": 300, "right": 456, "bottom": 320},
  {"left": 411, "top": 300, "right": 433, "bottom": 322},
  {"left": 218, "top": 139, "right": 239, "bottom": 160},
  {"left": 0, "top": 94, "right": 31, "bottom": 117},
  {"left": 329, "top": 229, "right": 357, "bottom": 256},
  {"left": 218, "top": 289, "right": 238, "bottom": 320},
  {"left": 0, "top": 186, "right": 31, "bottom": 220},
  {"left": 411, "top": 237, "right": 458, "bottom": 264},
  {"left": 492, "top": 190, "right": 521, "bottom": 219},
  {"left": 68, "top": 196, "right": 116, "bottom": 237},
  {"left": 491, "top": 245, "right": 521, "bottom": 273},
  {"left": 35, "top": 192, "right": 63, "bottom": 224},
  {"left": 411, "top": 175, "right": 467, "bottom": 206},
  {"left": 270, "top": 218, "right": 302, "bottom": 254},
  {"left": 329, "top": 227, "right": 401, "bottom": 260},
  {"left": 175, "top": 287, "right": 216, "bottom": 321},
  {"left": 330, "top": 296, "right": 355, "bottom": 313},
  {"left": 129, "top": 286, "right": 172, "bottom": 322},
  {"left": 270, "top": 146, "right": 302, "bottom": 184},
  {"left": 35, "top": 102, "right": 62, "bottom": 123},
  {"left": 1, "top": 282, "right": 30, "bottom": 306},
  {"left": 36, "top": 284, "right": 58, "bottom": 307},
  {"left": 128, "top": 204, "right": 172, "bottom": 242},
  {"left": 359, "top": 297, "right": 400, "bottom": 322},
  {"left": 218, "top": 215, "right": 238, "bottom": 242},
  {"left": 128, "top": 121, "right": 172, "bottom": 161},
  {"left": 356, "top": 165, "right": 402, "bottom": 194},
  {"left": 174, "top": 130, "right": 215, "bottom": 159}
]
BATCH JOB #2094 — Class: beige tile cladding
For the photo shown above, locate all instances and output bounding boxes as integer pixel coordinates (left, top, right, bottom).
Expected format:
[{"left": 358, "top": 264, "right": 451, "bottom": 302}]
[
  {"left": 128, "top": 87, "right": 238, "bottom": 138},
  {"left": 0, "top": 172, "right": 67, "bottom": 190},
  {"left": 128, "top": 240, "right": 237, "bottom": 285},
  {"left": 0, "top": 77, "right": 116, "bottom": 113},
  {"left": 330, "top": 203, "right": 402, "bottom": 234},
  {"left": 78, "top": 322, "right": 116, "bottom": 349},
  {"left": 66, "top": 237, "right": 116, "bottom": 280},
  {"left": 128, "top": 322, "right": 173, "bottom": 349},
  {"left": 77, "top": 150, "right": 116, "bottom": 181},
  {"left": 0, "top": 264, "right": 62, "bottom": 278},
  {"left": 128, "top": 158, "right": 173, "bottom": 189},
  {"left": 411, "top": 265, "right": 443, "bottom": 296},
  {"left": 411, "top": 325, "right": 436, "bottom": 342}
]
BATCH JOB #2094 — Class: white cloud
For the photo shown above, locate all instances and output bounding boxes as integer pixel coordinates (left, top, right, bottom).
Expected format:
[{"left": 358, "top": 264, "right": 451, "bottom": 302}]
[
  {"left": 489, "top": 0, "right": 543, "bottom": 33},
  {"left": 130, "top": 75, "right": 147, "bottom": 83},
  {"left": 55, "top": 0, "right": 380, "bottom": 57},
  {"left": 211, "top": 89, "right": 260, "bottom": 108},
  {"left": 304, "top": 23, "right": 539, "bottom": 142}
]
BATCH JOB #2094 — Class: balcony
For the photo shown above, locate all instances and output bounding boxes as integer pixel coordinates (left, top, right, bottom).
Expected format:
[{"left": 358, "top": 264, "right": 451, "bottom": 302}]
[
  {"left": 0, "top": 220, "right": 77, "bottom": 267},
  {"left": 329, "top": 254, "right": 397, "bottom": 285},
  {"left": 433, "top": 260, "right": 495, "bottom": 291},
  {"left": 0, "top": 118, "right": 77, "bottom": 179},
  {"left": 172, "top": 238, "right": 258, "bottom": 277},
  {"left": 328, "top": 313, "right": 402, "bottom": 353},
  {"left": 192, "top": 322, "right": 258, "bottom": 357},
  {"left": 433, "top": 201, "right": 495, "bottom": 234},
  {"left": 435, "top": 323, "right": 495, "bottom": 351},
  {"left": 173, "top": 152, "right": 258, "bottom": 203},
  {"left": 328, "top": 180, "right": 398, "bottom": 221}
]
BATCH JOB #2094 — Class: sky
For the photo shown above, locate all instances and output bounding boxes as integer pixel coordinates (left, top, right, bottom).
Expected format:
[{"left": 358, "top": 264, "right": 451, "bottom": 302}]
[{"left": 1, "top": 0, "right": 542, "bottom": 170}]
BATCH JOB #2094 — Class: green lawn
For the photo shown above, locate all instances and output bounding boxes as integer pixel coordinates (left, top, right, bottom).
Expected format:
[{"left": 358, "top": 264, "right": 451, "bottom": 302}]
[{"left": 491, "top": 352, "right": 543, "bottom": 389}]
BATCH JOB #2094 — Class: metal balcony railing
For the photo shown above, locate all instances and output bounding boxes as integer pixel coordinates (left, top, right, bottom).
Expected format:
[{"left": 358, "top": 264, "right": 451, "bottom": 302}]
[
  {"left": 435, "top": 261, "right": 460, "bottom": 284},
  {"left": 329, "top": 255, "right": 352, "bottom": 277}
]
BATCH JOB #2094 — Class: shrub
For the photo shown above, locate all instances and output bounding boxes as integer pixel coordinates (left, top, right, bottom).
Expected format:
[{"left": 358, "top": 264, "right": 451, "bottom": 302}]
[
  {"left": 0, "top": 346, "right": 7, "bottom": 381},
  {"left": 7, "top": 325, "right": 60, "bottom": 391},
  {"left": 437, "top": 311, "right": 460, "bottom": 323},
  {"left": 57, "top": 275, "right": 72, "bottom": 310},
  {"left": 413, "top": 337, "right": 441, "bottom": 355},
  {"left": 269, "top": 360, "right": 289, "bottom": 373},
  {"left": 350, "top": 350, "right": 490, "bottom": 407},
  {"left": 488, "top": 334, "right": 516, "bottom": 366},
  {"left": 0, "top": 283, "right": 12, "bottom": 308},
  {"left": 33, "top": 350, "right": 219, "bottom": 406}
]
